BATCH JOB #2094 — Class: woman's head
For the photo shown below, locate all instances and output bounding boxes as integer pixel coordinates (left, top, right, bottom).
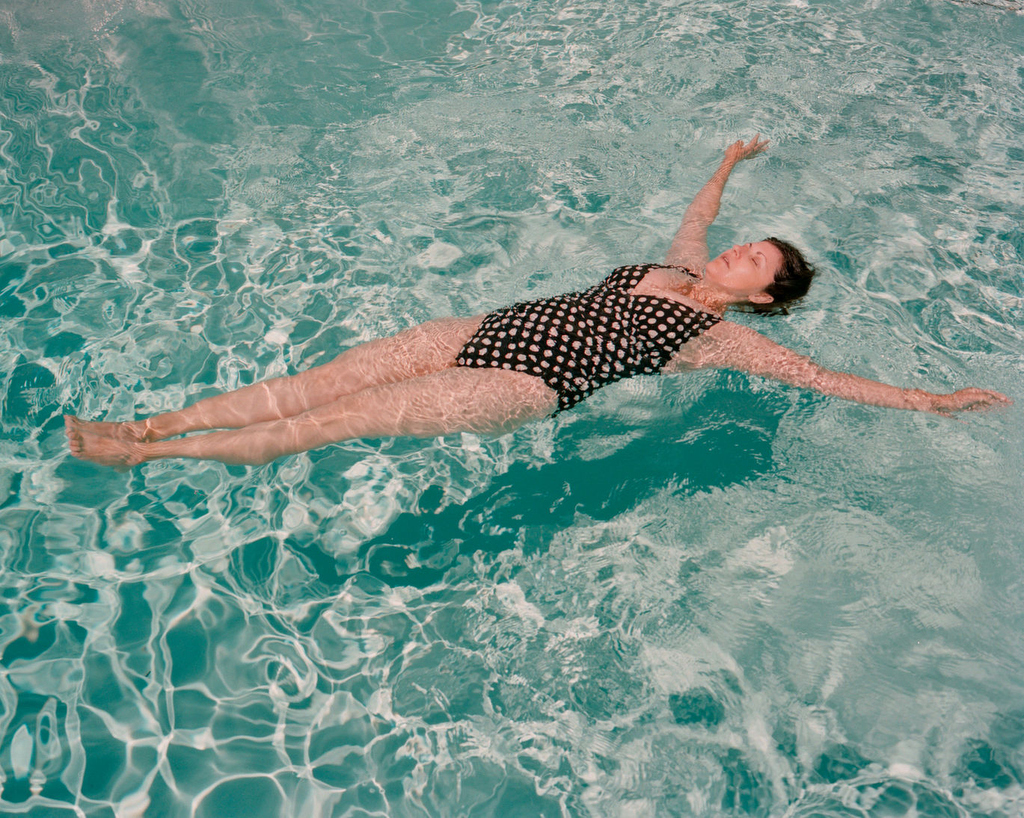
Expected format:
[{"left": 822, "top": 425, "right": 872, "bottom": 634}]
[
  {"left": 704, "top": 237, "right": 815, "bottom": 312},
  {"left": 757, "top": 237, "right": 815, "bottom": 312}
]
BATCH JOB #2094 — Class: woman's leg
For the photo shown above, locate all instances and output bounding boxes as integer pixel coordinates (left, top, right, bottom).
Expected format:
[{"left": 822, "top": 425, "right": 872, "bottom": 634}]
[
  {"left": 68, "top": 317, "right": 484, "bottom": 441},
  {"left": 66, "top": 368, "right": 558, "bottom": 468}
]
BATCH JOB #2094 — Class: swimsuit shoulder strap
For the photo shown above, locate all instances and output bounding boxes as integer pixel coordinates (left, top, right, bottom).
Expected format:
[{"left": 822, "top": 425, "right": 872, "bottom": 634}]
[{"left": 602, "top": 263, "right": 657, "bottom": 291}]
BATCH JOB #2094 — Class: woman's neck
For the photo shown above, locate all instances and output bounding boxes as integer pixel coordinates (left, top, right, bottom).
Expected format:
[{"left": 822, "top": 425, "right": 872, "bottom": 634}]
[
  {"left": 687, "top": 282, "right": 731, "bottom": 314},
  {"left": 670, "top": 272, "right": 731, "bottom": 315}
]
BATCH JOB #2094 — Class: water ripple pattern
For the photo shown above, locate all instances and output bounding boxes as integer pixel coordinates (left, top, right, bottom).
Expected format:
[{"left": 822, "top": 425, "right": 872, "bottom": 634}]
[{"left": 1, "top": 0, "right": 1023, "bottom": 815}]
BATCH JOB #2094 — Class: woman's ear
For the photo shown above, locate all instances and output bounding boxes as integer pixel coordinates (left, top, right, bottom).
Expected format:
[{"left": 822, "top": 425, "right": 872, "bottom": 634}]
[{"left": 748, "top": 291, "right": 774, "bottom": 305}]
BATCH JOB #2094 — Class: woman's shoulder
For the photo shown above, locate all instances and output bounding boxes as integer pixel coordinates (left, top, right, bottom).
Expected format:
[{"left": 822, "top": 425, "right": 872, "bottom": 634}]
[
  {"left": 702, "top": 319, "right": 762, "bottom": 341},
  {"left": 688, "top": 319, "right": 799, "bottom": 371}
]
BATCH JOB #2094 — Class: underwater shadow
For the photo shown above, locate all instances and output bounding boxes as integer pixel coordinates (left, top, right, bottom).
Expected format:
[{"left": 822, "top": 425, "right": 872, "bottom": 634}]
[{"left": 351, "top": 389, "right": 785, "bottom": 588}]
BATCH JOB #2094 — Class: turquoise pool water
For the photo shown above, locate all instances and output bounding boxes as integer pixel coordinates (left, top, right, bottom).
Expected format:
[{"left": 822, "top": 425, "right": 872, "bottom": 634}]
[{"left": 2, "top": 0, "right": 1024, "bottom": 815}]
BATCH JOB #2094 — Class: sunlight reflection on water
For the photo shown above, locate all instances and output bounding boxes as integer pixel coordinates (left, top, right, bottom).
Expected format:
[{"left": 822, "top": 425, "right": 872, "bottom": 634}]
[{"left": 1, "top": 0, "right": 1023, "bottom": 814}]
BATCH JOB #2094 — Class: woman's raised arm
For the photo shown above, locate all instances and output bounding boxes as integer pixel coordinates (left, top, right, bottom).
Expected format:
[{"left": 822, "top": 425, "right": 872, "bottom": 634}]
[
  {"left": 665, "top": 135, "right": 770, "bottom": 269},
  {"left": 693, "top": 321, "right": 1011, "bottom": 415}
]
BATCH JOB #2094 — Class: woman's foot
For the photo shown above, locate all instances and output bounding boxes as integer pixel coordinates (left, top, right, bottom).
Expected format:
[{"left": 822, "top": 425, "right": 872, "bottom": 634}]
[
  {"left": 64, "top": 415, "right": 157, "bottom": 442},
  {"left": 65, "top": 416, "right": 146, "bottom": 470}
]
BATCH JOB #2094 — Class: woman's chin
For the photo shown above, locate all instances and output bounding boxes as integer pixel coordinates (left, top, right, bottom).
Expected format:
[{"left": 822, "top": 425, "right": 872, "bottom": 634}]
[{"left": 703, "top": 260, "right": 725, "bottom": 283}]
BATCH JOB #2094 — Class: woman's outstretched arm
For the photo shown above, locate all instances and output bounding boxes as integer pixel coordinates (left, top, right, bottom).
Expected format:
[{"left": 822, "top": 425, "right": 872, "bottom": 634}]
[
  {"left": 665, "top": 135, "right": 770, "bottom": 269},
  {"left": 693, "top": 322, "right": 1011, "bottom": 415}
]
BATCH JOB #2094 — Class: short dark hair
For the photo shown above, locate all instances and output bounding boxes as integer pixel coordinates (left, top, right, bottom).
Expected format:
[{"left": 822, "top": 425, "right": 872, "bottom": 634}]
[{"left": 750, "top": 237, "right": 815, "bottom": 314}]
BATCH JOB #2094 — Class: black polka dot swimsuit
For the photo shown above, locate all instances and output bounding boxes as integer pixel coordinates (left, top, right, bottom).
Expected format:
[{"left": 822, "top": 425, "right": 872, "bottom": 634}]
[{"left": 456, "top": 264, "right": 721, "bottom": 412}]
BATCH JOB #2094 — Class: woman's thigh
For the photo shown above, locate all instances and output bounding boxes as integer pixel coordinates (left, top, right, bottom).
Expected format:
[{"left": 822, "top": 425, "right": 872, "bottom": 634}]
[
  {"left": 318, "top": 316, "right": 484, "bottom": 396},
  {"left": 307, "top": 366, "right": 559, "bottom": 442}
]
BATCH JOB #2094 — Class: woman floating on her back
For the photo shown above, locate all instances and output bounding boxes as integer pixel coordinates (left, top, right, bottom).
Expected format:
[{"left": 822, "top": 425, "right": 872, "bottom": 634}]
[{"left": 66, "top": 136, "right": 1010, "bottom": 469}]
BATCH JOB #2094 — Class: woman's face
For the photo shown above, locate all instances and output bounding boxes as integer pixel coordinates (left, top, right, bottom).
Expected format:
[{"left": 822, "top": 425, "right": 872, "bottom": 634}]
[{"left": 705, "top": 241, "right": 783, "bottom": 303}]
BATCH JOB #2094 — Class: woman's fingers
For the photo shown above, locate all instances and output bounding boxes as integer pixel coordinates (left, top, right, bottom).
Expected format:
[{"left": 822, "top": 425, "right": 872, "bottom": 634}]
[
  {"left": 747, "top": 134, "right": 769, "bottom": 155},
  {"left": 957, "top": 388, "right": 1012, "bottom": 410},
  {"left": 935, "top": 388, "right": 1012, "bottom": 414},
  {"left": 726, "top": 134, "right": 770, "bottom": 163}
]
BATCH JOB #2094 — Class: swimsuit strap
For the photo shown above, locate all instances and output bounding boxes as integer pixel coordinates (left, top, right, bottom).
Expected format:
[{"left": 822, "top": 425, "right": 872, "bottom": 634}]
[{"left": 601, "top": 263, "right": 696, "bottom": 294}]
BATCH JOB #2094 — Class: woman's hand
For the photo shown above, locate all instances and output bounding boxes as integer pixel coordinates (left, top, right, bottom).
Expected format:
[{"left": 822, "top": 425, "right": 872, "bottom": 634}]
[
  {"left": 911, "top": 387, "right": 1012, "bottom": 416},
  {"left": 724, "top": 134, "right": 770, "bottom": 166}
]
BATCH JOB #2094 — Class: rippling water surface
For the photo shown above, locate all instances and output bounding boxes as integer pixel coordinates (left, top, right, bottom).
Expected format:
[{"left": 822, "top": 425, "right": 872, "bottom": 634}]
[{"left": 2, "top": 0, "right": 1024, "bottom": 815}]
